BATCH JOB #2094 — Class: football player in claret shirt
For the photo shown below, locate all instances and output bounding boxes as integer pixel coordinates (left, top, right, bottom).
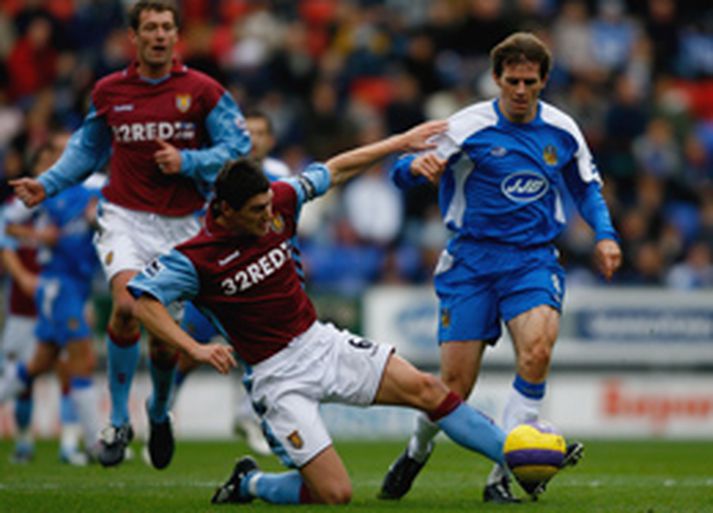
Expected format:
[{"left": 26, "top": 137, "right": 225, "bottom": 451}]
[
  {"left": 380, "top": 32, "right": 620, "bottom": 502},
  {"left": 10, "top": 0, "right": 251, "bottom": 469},
  {"left": 126, "top": 121, "right": 565, "bottom": 505}
]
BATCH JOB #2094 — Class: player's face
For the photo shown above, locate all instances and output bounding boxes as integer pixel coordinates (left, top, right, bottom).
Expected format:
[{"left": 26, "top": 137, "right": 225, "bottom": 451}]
[
  {"left": 225, "top": 189, "right": 275, "bottom": 238},
  {"left": 130, "top": 9, "right": 178, "bottom": 77},
  {"left": 246, "top": 117, "right": 274, "bottom": 162},
  {"left": 494, "top": 61, "right": 546, "bottom": 123}
]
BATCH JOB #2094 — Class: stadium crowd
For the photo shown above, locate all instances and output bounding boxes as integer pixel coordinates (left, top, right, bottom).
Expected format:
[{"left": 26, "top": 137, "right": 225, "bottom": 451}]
[{"left": 0, "top": 0, "right": 712, "bottom": 297}]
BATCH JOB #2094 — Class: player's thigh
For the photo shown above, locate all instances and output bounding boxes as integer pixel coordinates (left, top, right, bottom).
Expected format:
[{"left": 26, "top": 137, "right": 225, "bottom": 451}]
[
  {"left": 439, "top": 340, "right": 487, "bottom": 398},
  {"left": 299, "top": 446, "right": 352, "bottom": 504}
]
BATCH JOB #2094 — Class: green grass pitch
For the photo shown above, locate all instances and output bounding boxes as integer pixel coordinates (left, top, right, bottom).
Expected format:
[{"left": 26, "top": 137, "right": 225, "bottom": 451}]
[{"left": 1, "top": 439, "right": 712, "bottom": 513}]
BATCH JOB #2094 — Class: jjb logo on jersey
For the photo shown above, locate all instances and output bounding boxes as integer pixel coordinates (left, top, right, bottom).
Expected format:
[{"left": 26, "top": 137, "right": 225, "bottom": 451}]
[{"left": 501, "top": 171, "right": 549, "bottom": 203}]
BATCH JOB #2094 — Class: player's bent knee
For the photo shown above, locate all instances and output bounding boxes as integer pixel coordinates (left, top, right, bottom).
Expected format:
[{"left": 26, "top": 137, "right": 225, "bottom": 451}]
[{"left": 414, "top": 372, "right": 449, "bottom": 411}]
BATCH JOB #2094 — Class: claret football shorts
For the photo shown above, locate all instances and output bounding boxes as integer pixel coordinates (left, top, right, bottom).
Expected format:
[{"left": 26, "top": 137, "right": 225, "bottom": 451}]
[{"left": 246, "top": 321, "right": 393, "bottom": 468}]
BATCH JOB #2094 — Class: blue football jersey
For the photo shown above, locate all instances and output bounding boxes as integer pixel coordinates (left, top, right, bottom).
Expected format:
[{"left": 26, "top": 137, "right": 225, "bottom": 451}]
[
  {"left": 37, "top": 183, "right": 101, "bottom": 281},
  {"left": 391, "top": 99, "right": 617, "bottom": 250}
]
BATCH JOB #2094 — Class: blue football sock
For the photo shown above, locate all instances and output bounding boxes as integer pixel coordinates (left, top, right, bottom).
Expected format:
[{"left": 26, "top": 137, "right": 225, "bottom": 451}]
[
  {"left": 14, "top": 395, "right": 33, "bottom": 431},
  {"left": 242, "top": 470, "right": 304, "bottom": 504},
  {"left": 437, "top": 403, "right": 506, "bottom": 465},
  {"left": 60, "top": 393, "right": 79, "bottom": 424},
  {"left": 513, "top": 374, "right": 546, "bottom": 399},
  {"left": 106, "top": 336, "right": 140, "bottom": 427},
  {"left": 147, "top": 358, "right": 175, "bottom": 423}
]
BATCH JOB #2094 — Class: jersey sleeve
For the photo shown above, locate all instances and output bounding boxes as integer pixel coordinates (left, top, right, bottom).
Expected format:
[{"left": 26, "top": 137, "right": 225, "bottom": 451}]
[
  {"left": 38, "top": 103, "right": 112, "bottom": 198},
  {"left": 127, "top": 249, "right": 200, "bottom": 305},
  {"left": 179, "top": 91, "right": 251, "bottom": 183},
  {"left": 280, "top": 162, "right": 331, "bottom": 214}
]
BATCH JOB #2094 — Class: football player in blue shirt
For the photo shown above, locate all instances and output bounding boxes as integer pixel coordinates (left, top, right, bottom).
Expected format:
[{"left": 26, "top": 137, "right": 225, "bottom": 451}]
[{"left": 379, "top": 32, "right": 622, "bottom": 503}]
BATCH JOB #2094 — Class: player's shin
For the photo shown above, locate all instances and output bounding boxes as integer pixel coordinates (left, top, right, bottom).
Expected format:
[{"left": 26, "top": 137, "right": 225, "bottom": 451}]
[
  {"left": 246, "top": 471, "right": 313, "bottom": 504},
  {"left": 429, "top": 391, "right": 506, "bottom": 464},
  {"left": 147, "top": 354, "right": 176, "bottom": 422},
  {"left": 106, "top": 329, "right": 140, "bottom": 426}
]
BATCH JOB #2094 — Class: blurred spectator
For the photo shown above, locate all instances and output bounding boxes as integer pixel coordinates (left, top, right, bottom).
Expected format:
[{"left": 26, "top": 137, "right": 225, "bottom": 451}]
[
  {"left": 665, "top": 240, "right": 713, "bottom": 289},
  {"left": 0, "top": 0, "right": 711, "bottom": 291}
]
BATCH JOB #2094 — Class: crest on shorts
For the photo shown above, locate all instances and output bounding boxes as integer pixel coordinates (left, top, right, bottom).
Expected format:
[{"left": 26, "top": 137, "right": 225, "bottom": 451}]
[
  {"left": 175, "top": 94, "right": 192, "bottom": 113},
  {"left": 271, "top": 214, "right": 285, "bottom": 234},
  {"left": 543, "top": 144, "right": 558, "bottom": 166},
  {"left": 105, "top": 251, "right": 114, "bottom": 266},
  {"left": 287, "top": 430, "right": 304, "bottom": 449},
  {"left": 67, "top": 318, "right": 80, "bottom": 331},
  {"left": 440, "top": 308, "right": 451, "bottom": 329}
]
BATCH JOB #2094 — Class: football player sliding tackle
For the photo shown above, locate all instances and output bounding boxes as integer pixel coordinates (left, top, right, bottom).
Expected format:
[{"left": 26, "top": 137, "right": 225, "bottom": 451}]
[{"left": 127, "top": 120, "right": 573, "bottom": 505}]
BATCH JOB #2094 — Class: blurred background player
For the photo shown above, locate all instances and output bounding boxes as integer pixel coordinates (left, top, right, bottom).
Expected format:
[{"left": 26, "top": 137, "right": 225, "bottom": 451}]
[
  {"left": 0, "top": 138, "right": 105, "bottom": 464},
  {"left": 171, "top": 109, "right": 290, "bottom": 457},
  {"left": 10, "top": 0, "right": 251, "bottom": 469},
  {"left": 379, "top": 32, "right": 621, "bottom": 503},
  {"left": 0, "top": 134, "right": 87, "bottom": 465}
]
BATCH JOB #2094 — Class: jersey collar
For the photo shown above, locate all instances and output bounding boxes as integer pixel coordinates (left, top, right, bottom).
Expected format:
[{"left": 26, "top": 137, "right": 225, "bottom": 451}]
[{"left": 124, "top": 59, "right": 188, "bottom": 81}]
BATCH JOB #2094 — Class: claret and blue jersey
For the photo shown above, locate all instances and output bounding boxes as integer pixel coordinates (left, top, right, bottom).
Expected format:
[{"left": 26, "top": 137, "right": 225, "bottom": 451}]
[
  {"left": 391, "top": 99, "right": 618, "bottom": 250},
  {"left": 129, "top": 164, "right": 332, "bottom": 366}
]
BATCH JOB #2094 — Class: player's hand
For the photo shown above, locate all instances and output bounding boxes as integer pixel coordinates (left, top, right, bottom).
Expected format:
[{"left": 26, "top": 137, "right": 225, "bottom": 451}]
[
  {"left": 594, "top": 239, "right": 622, "bottom": 281},
  {"left": 401, "top": 120, "right": 448, "bottom": 152},
  {"left": 410, "top": 153, "right": 447, "bottom": 184},
  {"left": 9, "top": 178, "right": 46, "bottom": 207},
  {"left": 191, "top": 342, "right": 237, "bottom": 375},
  {"left": 154, "top": 139, "right": 182, "bottom": 175},
  {"left": 17, "top": 273, "right": 38, "bottom": 298}
]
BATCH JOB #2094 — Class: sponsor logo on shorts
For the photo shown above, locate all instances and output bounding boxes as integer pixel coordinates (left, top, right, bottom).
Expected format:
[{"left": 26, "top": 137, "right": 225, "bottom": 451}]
[
  {"left": 440, "top": 308, "right": 451, "bottom": 329},
  {"left": 287, "top": 430, "right": 303, "bottom": 449},
  {"left": 501, "top": 171, "right": 549, "bottom": 203},
  {"left": 105, "top": 251, "right": 114, "bottom": 266}
]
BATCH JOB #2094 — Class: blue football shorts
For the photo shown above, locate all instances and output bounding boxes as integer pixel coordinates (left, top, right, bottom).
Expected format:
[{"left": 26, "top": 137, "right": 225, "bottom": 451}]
[
  {"left": 35, "top": 275, "right": 91, "bottom": 346},
  {"left": 434, "top": 241, "right": 565, "bottom": 345}
]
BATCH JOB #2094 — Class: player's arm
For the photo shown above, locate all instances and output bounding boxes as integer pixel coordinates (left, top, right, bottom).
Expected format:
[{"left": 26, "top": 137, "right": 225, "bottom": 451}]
[
  {"left": 563, "top": 160, "right": 622, "bottom": 281},
  {"left": 159, "top": 93, "right": 251, "bottom": 181},
  {"left": 10, "top": 104, "right": 111, "bottom": 207},
  {"left": 128, "top": 250, "right": 236, "bottom": 374},
  {"left": 325, "top": 120, "right": 447, "bottom": 188}
]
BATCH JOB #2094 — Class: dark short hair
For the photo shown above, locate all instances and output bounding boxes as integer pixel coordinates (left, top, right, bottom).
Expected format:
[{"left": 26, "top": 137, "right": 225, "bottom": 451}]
[
  {"left": 244, "top": 108, "right": 274, "bottom": 135},
  {"left": 128, "top": 0, "right": 180, "bottom": 31},
  {"left": 213, "top": 158, "right": 270, "bottom": 215},
  {"left": 490, "top": 32, "right": 552, "bottom": 79}
]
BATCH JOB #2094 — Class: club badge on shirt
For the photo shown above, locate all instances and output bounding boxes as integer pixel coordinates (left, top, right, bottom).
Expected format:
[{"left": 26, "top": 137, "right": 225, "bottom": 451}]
[
  {"left": 175, "top": 94, "right": 192, "bottom": 113},
  {"left": 543, "top": 144, "right": 558, "bottom": 166}
]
